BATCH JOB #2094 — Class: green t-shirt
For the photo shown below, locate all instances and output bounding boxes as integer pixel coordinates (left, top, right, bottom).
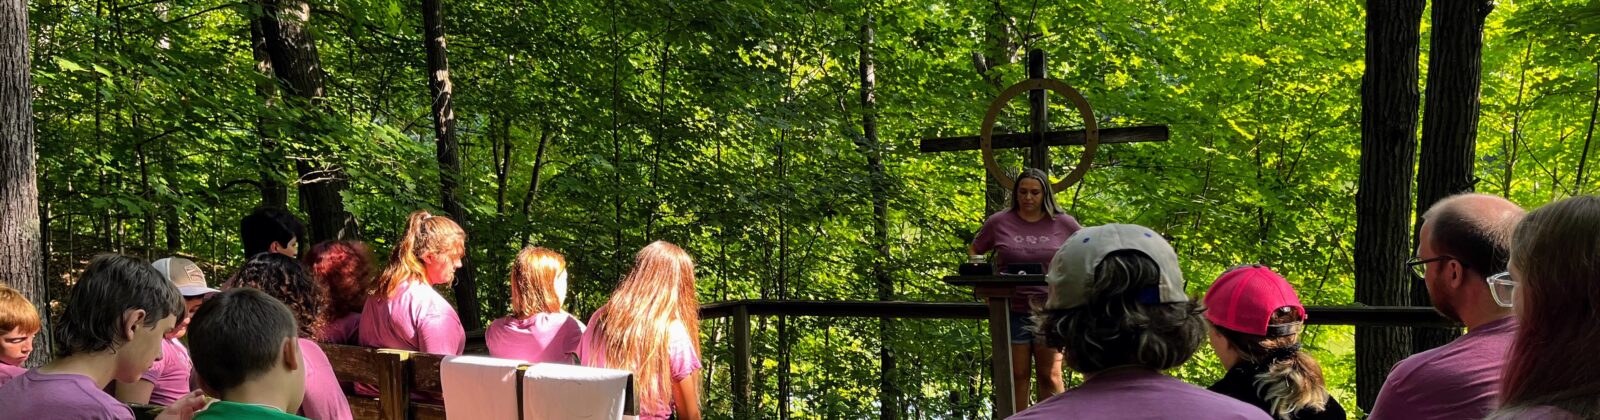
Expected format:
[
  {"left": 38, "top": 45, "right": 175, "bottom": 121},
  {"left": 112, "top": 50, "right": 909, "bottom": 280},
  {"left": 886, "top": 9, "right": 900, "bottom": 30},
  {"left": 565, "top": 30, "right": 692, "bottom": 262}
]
[{"left": 193, "top": 401, "right": 310, "bottom": 420}]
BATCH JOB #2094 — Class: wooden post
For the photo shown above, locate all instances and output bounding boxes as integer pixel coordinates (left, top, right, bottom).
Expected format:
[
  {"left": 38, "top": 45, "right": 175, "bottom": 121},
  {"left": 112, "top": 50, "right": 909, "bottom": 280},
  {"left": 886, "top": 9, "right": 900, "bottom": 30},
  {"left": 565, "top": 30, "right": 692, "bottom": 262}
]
[
  {"left": 981, "top": 291, "right": 1014, "bottom": 417},
  {"left": 733, "top": 305, "right": 753, "bottom": 418},
  {"left": 1026, "top": 49, "right": 1049, "bottom": 172}
]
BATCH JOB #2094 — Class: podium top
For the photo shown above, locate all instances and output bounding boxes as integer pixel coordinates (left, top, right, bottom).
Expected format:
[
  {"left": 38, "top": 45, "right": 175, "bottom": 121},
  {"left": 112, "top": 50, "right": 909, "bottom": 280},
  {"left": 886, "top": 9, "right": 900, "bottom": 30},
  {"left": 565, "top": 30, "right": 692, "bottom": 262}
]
[{"left": 942, "top": 275, "right": 1047, "bottom": 288}]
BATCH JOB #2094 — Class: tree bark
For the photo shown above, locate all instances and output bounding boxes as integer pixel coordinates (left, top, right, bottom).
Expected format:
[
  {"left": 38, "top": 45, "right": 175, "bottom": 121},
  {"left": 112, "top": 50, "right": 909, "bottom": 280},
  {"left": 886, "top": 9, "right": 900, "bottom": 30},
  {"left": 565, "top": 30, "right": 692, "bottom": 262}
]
[
  {"left": 1356, "top": 0, "right": 1423, "bottom": 411},
  {"left": 256, "top": 0, "right": 355, "bottom": 244},
  {"left": 859, "top": 9, "right": 899, "bottom": 420},
  {"left": 1411, "top": 0, "right": 1492, "bottom": 354},
  {"left": 421, "top": 0, "right": 480, "bottom": 330},
  {"left": 250, "top": 18, "right": 289, "bottom": 209},
  {"left": 0, "top": 0, "right": 50, "bottom": 366},
  {"left": 1576, "top": 63, "right": 1599, "bottom": 192}
]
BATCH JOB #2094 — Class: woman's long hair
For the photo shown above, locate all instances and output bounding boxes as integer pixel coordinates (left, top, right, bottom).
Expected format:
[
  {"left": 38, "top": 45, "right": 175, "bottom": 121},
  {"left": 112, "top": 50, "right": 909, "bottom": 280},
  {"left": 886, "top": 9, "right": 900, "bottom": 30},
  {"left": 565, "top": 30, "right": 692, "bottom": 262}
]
[
  {"left": 1007, "top": 168, "right": 1065, "bottom": 216},
  {"left": 1215, "top": 307, "right": 1330, "bottom": 420},
  {"left": 227, "top": 253, "right": 327, "bottom": 338},
  {"left": 509, "top": 247, "right": 566, "bottom": 318},
  {"left": 375, "top": 210, "right": 465, "bottom": 297},
  {"left": 305, "top": 240, "right": 377, "bottom": 321},
  {"left": 1495, "top": 195, "right": 1600, "bottom": 417},
  {"left": 588, "top": 241, "right": 700, "bottom": 414}
]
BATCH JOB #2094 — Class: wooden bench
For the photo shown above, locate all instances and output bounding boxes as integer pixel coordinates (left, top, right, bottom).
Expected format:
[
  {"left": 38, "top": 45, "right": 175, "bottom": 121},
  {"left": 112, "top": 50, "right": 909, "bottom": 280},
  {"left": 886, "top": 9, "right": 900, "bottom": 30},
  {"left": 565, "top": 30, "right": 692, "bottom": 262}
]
[{"left": 321, "top": 344, "right": 410, "bottom": 420}]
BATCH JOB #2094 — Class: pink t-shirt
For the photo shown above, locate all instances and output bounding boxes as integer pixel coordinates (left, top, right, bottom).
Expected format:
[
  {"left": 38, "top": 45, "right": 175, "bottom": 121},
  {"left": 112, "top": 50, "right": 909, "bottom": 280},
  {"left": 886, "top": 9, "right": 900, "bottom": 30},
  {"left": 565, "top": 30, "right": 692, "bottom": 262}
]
[
  {"left": 358, "top": 280, "right": 465, "bottom": 355},
  {"left": 139, "top": 337, "right": 192, "bottom": 406},
  {"left": 1369, "top": 316, "right": 1517, "bottom": 420},
  {"left": 0, "top": 370, "right": 135, "bottom": 419},
  {"left": 1010, "top": 368, "right": 1269, "bottom": 420},
  {"left": 577, "top": 308, "right": 702, "bottom": 420},
  {"left": 0, "top": 362, "right": 25, "bottom": 388},
  {"left": 486, "top": 312, "right": 585, "bottom": 364},
  {"left": 318, "top": 313, "right": 361, "bottom": 345},
  {"left": 297, "top": 338, "right": 353, "bottom": 420},
  {"left": 972, "top": 210, "right": 1082, "bottom": 312}
]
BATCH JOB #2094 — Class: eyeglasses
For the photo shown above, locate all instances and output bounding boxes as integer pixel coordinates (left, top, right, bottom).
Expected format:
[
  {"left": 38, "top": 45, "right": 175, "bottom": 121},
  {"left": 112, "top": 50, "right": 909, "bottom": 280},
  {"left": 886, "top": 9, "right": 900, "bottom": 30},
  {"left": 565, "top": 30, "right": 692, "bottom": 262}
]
[
  {"left": 1406, "top": 256, "right": 1458, "bottom": 280},
  {"left": 1487, "top": 272, "right": 1516, "bottom": 308}
]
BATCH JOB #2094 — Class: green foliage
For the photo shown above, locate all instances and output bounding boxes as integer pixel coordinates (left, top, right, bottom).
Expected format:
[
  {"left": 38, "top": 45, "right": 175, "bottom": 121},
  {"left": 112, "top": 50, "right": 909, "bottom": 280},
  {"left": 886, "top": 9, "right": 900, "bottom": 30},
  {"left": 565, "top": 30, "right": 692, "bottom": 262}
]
[{"left": 25, "top": 0, "right": 1597, "bottom": 417}]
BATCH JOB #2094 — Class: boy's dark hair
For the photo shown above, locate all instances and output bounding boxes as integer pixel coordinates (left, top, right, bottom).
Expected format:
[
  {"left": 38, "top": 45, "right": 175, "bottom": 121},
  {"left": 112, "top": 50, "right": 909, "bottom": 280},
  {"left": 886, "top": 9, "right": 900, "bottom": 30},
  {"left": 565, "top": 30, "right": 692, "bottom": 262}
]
[
  {"left": 53, "top": 254, "right": 184, "bottom": 359},
  {"left": 241, "top": 206, "right": 305, "bottom": 259},
  {"left": 1034, "top": 251, "right": 1207, "bottom": 373},
  {"left": 187, "top": 287, "right": 298, "bottom": 395}
]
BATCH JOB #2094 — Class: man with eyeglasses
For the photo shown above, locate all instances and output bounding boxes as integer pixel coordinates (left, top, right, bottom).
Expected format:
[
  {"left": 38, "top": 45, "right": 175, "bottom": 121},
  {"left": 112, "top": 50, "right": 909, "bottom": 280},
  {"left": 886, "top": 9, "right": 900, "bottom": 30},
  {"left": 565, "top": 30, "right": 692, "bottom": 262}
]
[{"left": 1369, "top": 193, "right": 1525, "bottom": 420}]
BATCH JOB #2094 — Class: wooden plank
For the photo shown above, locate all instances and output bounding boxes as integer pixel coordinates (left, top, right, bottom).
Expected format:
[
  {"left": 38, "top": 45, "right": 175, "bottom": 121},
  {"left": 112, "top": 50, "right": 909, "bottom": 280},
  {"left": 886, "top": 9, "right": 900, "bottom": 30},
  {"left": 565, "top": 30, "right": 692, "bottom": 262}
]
[
  {"left": 918, "top": 125, "right": 1170, "bottom": 153},
  {"left": 413, "top": 403, "right": 447, "bottom": 420},
  {"left": 697, "top": 299, "right": 1452, "bottom": 328},
  {"left": 347, "top": 397, "right": 382, "bottom": 420},
  {"left": 410, "top": 352, "right": 446, "bottom": 394},
  {"left": 321, "top": 343, "right": 387, "bottom": 384}
]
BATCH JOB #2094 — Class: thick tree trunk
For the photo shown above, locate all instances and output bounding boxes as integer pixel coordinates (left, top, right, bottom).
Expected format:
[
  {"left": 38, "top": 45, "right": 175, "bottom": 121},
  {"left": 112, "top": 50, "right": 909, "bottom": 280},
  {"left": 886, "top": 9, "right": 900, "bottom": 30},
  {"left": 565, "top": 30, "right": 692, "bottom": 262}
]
[
  {"left": 1355, "top": 0, "right": 1423, "bottom": 411},
  {"left": 250, "top": 19, "right": 289, "bottom": 209},
  {"left": 859, "top": 10, "right": 899, "bottom": 420},
  {"left": 0, "top": 0, "right": 49, "bottom": 366},
  {"left": 1412, "top": 0, "right": 1493, "bottom": 354},
  {"left": 257, "top": 0, "right": 354, "bottom": 243},
  {"left": 422, "top": 0, "right": 480, "bottom": 330}
]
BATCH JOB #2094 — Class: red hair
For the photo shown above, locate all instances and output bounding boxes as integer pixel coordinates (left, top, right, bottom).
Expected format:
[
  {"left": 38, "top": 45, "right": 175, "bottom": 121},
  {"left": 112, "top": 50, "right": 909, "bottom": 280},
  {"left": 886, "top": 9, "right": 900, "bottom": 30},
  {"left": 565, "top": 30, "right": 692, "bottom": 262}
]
[
  {"left": 509, "top": 247, "right": 566, "bottom": 318},
  {"left": 305, "top": 240, "right": 377, "bottom": 320},
  {"left": 1498, "top": 196, "right": 1600, "bottom": 416}
]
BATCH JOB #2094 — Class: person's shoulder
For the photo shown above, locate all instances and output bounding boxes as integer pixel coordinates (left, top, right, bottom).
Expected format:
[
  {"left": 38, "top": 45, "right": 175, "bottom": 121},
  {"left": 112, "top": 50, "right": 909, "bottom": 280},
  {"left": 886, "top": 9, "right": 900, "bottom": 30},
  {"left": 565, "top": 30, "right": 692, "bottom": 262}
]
[
  {"left": 1491, "top": 405, "right": 1585, "bottom": 420},
  {"left": 983, "top": 210, "right": 1015, "bottom": 224}
]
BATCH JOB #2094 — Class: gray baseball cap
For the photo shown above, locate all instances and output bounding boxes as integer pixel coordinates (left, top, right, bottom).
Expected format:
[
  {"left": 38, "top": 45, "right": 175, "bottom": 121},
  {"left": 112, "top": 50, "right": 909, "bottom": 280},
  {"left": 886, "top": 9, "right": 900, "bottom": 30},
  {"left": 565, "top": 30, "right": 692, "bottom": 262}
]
[
  {"left": 153, "top": 257, "right": 218, "bottom": 297},
  {"left": 1044, "top": 224, "right": 1187, "bottom": 310}
]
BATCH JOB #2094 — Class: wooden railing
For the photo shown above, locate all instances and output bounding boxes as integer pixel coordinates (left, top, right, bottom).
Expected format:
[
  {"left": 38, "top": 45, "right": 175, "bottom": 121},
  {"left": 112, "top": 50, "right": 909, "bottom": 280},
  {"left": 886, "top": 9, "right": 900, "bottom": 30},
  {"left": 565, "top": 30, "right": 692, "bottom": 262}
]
[{"left": 699, "top": 299, "right": 1456, "bottom": 419}]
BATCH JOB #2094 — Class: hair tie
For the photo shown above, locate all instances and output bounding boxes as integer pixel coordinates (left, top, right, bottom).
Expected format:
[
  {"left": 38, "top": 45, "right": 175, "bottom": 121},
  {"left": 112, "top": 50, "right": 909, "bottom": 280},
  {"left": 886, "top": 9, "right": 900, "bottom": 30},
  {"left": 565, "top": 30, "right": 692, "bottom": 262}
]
[{"left": 1268, "top": 343, "right": 1302, "bottom": 361}]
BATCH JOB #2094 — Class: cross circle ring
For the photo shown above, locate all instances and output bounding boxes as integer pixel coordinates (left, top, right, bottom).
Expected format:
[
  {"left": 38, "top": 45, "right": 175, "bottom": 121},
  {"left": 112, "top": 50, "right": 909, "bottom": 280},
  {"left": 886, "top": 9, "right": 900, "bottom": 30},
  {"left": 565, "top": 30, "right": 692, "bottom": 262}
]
[{"left": 980, "top": 78, "right": 1099, "bottom": 191}]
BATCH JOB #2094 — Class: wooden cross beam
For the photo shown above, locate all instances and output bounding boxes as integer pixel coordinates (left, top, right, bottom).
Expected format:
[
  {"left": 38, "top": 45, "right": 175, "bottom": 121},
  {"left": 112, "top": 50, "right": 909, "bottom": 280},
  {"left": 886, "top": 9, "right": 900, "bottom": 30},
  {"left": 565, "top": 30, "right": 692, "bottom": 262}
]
[{"left": 918, "top": 125, "right": 1170, "bottom": 153}]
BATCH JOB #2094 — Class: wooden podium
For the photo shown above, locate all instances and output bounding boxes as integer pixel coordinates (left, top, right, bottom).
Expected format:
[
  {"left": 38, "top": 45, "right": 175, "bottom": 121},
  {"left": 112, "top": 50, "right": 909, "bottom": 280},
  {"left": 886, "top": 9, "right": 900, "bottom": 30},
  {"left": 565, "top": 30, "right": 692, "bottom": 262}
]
[{"left": 942, "top": 275, "right": 1047, "bottom": 418}]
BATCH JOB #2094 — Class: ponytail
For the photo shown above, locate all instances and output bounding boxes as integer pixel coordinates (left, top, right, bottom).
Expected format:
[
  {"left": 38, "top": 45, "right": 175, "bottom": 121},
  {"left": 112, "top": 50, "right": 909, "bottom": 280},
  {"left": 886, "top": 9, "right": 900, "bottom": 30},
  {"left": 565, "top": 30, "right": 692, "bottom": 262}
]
[
  {"left": 1219, "top": 307, "right": 1330, "bottom": 420},
  {"left": 375, "top": 210, "right": 465, "bottom": 297}
]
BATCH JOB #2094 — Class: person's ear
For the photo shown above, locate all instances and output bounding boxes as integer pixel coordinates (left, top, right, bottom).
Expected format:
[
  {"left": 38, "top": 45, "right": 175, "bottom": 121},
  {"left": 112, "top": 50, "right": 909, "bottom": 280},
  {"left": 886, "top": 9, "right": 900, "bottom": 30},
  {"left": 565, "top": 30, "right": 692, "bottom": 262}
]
[
  {"left": 1446, "top": 260, "right": 1467, "bottom": 289},
  {"left": 122, "top": 309, "right": 148, "bottom": 342},
  {"left": 281, "top": 337, "right": 301, "bottom": 372}
]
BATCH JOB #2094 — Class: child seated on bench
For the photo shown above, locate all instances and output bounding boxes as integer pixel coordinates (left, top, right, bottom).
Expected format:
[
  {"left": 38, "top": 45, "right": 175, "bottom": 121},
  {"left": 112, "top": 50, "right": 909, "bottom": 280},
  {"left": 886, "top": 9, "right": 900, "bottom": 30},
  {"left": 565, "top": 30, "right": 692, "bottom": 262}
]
[
  {"left": 189, "top": 288, "right": 309, "bottom": 420},
  {"left": 580, "top": 241, "right": 703, "bottom": 420},
  {"left": 0, "top": 284, "right": 40, "bottom": 387},
  {"left": 0, "top": 255, "right": 204, "bottom": 419},
  {"left": 360, "top": 210, "right": 467, "bottom": 356},
  {"left": 487, "top": 247, "right": 584, "bottom": 364},
  {"left": 115, "top": 256, "right": 218, "bottom": 406},
  {"left": 227, "top": 253, "right": 353, "bottom": 420}
]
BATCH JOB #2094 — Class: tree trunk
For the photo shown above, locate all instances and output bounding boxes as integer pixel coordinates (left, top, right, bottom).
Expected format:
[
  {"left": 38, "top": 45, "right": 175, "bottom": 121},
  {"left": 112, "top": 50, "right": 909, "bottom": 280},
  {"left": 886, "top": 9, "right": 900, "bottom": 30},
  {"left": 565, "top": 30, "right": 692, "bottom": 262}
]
[
  {"left": 250, "top": 18, "right": 289, "bottom": 209},
  {"left": 518, "top": 128, "right": 552, "bottom": 248},
  {"left": 0, "top": 0, "right": 50, "bottom": 366},
  {"left": 1355, "top": 0, "right": 1423, "bottom": 411},
  {"left": 421, "top": 0, "right": 480, "bottom": 330},
  {"left": 1411, "top": 0, "right": 1492, "bottom": 354},
  {"left": 1575, "top": 63, "right": 1599, "bottom": 192},
  {"left": 256, "top": 0, "right": 354, "bottom": 244},
  {"left": 859, "top": 9, "right": 899, "bottom": 420}
]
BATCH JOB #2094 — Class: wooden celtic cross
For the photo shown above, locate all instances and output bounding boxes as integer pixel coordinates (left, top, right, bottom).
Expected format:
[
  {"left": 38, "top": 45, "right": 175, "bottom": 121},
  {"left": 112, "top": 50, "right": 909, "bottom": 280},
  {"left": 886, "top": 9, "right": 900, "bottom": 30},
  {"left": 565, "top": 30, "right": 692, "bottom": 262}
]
[{"left": 920, "top": 49, "right": 1170, "bottom": 191}]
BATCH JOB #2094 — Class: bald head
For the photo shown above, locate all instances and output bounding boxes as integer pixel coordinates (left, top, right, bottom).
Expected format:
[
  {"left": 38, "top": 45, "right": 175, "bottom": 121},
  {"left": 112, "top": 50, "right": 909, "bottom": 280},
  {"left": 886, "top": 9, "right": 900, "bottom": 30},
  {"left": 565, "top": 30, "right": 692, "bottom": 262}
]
[{"left": 1422, "top": 193, "right": 1526, "bottom": 276}]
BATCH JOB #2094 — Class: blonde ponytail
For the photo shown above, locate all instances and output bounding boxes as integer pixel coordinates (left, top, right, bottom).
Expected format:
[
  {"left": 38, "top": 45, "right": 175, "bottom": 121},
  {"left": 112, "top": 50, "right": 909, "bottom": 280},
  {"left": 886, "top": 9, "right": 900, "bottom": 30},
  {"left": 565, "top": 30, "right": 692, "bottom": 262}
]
[
  {"left": 1219, "top": 307, "right": 1330, "bottom": 420},
  {"left": 376, "top": 210, "right": 465, "bottom": 297}
]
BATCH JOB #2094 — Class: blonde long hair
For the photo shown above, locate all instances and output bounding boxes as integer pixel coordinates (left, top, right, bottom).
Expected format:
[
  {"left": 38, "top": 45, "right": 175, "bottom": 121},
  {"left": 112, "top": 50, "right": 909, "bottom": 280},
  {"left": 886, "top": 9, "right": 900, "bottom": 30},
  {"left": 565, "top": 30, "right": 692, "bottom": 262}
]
[
  {"left": 509, "top": 247, "right": 565, "bottom": 318},
  {"left": 375, "top": 210, "right": 465, "bottom": 297},
  {"left": 588, "top": 241, "right": 701, "bottom": 414},
  {"left": 1215, "top": 308, "right": 1330, "bottom": 420}
]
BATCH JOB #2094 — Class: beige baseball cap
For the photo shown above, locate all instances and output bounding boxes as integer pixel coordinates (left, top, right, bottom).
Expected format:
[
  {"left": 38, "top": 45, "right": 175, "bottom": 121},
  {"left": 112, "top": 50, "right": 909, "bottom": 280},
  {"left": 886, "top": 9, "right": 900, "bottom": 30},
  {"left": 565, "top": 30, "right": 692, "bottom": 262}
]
[
  {"left": 1044, "top": 224, "right": 1187, "bottom": 310},
  {"left": 152, "top": 257, "right": 218, "bottom": 297}
]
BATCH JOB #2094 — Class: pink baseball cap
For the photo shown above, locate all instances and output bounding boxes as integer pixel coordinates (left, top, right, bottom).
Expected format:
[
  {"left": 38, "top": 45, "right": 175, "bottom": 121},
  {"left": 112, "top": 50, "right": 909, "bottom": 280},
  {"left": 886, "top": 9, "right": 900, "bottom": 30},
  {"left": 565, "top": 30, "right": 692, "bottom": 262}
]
[{"left": 1203, "top": 265, "right": 1306, "bottom": 337}]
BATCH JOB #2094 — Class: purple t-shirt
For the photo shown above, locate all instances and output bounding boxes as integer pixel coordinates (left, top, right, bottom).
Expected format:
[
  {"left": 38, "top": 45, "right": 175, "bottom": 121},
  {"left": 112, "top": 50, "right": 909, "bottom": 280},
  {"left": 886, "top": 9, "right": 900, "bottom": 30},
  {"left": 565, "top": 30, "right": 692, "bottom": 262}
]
[
  {"left": 1369, "top": 316, "right": 1518, "bottom": 420},
  {"left": 358, "top": 280, "right": 465, "bottom": 355},
  {"left": 1010, "top": 368, "right": 1270, "bottom": 420},
  {"left": 318, "top": 313, "right": 361, "bottom": 345},
  {"left": 297, "top": 338, "right": 353, "bottom": 420},
  {"left": 0, "top": 362, "right": 25, "bottom": 388},
  {"left": 972, "top": 209, "right": 1082, "bottom": 312},
  {"left": 486, "top": 312, "right": 585, "bottom": 364},
  {"left": 138, "top": 337, "right": 192, "bottom": 406},
  {"left": 0, "top": 370, "right": 135, "bottom": 419},
  {"left": 577, "top": 308, "right": 702, "bottom": 420}
]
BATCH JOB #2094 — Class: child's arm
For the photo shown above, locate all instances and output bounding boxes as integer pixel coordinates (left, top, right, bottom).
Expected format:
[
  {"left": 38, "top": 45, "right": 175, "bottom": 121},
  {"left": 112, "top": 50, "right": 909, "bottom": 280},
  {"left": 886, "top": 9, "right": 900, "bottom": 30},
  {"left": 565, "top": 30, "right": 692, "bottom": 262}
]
[
  {"left": 672, "top": 370, "right": 702, "bottom": 420},
  {"left": 153, "top": 390, "right": 207, "bottom": 420},
  {"left": 114, "top": 380, "right": 156, "bottom": 405}
]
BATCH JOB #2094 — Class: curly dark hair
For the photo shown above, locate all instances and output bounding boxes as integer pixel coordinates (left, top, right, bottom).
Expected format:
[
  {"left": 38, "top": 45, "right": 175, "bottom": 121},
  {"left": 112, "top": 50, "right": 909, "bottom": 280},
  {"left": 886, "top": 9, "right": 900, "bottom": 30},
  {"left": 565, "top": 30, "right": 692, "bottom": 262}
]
[
  {"left": 1033, "top": 251, "right": 1207, "bottom": 373},
  {"left": 227, "top": 253, "right": 326, "bottom": 338}
]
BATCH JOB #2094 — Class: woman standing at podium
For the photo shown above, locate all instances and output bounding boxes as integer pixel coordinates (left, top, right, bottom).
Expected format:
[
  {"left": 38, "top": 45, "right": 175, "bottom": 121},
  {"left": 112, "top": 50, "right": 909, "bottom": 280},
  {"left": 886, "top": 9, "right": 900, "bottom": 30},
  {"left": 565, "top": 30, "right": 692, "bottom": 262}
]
[{"left": 969, "top": 168, "right": 1082, "bottom": 410}]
